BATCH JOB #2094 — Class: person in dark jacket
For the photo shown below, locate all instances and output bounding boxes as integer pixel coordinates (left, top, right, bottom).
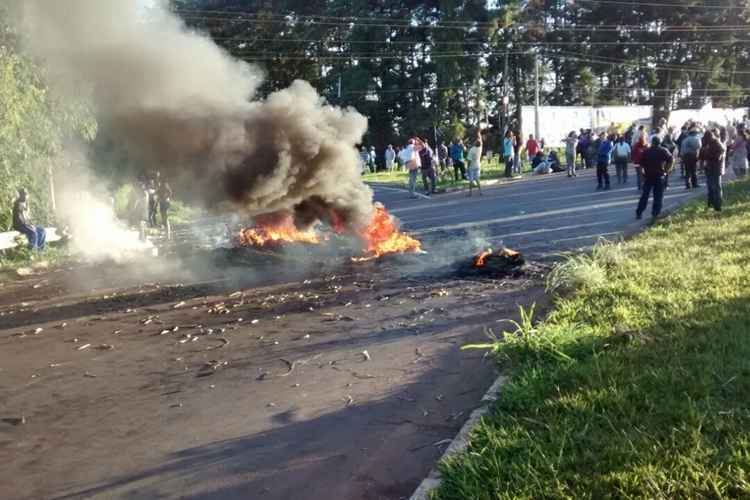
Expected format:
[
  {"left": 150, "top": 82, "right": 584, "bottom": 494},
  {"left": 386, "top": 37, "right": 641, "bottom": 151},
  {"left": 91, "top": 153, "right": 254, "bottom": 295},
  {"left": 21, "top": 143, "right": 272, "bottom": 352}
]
[
  {"left": 699, "top": 130, "right": 727, "bottom": 211},
  {"left": 636, "top": 137, "right": 674, "bottom": 220},
  {"left": 596, "top": 133, "right": 614, "bottom": 190},
  {"left": 12, "top": 188, "right": 46, "bottom": 251},
  {"left": 418, "top": 138, "right": 437, "bottom": 195}
]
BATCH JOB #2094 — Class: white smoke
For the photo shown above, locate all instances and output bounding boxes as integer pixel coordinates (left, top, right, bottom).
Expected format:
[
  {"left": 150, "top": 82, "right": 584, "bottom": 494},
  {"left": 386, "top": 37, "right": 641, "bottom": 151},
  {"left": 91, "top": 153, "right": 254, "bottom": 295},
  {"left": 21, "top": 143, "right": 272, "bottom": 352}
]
[{"left": 11, "top": 0, "right": 374, "bottom": 235}]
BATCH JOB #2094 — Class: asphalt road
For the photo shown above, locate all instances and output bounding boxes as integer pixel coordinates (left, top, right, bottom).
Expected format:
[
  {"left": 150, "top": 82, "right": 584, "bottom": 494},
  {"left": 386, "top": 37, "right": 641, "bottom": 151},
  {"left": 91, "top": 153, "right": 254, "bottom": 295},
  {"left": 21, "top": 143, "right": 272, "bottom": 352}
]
[
  {"left": 0, "top": 167, "right": 704, "bottom": 500},
  {"left": 374, "top": 167, "right": 701, "bottom": 259}
]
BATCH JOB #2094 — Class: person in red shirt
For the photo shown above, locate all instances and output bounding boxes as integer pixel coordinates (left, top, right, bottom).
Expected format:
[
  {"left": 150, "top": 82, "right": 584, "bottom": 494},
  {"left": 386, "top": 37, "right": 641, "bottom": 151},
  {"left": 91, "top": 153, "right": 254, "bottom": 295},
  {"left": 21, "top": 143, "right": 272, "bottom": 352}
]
[
  {"left": 631, "top": 134, "right": 648, "bottom": 191},
  {"left": 525, "top": 134, "right": 540, "bottom": 164}
]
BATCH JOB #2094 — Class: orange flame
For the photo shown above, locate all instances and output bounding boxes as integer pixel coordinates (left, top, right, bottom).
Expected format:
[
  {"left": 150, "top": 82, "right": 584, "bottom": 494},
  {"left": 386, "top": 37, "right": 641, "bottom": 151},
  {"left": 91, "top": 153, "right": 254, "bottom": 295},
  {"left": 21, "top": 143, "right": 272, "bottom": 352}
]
[
  {"left": 474, "top": 249, "right": 492, "bottom": 267},
  {"left": 238, "top": 213, "right": 320, "bottom": 247},
  {"left": 354, "top": 205, "right": 422, "bottom": 261}
]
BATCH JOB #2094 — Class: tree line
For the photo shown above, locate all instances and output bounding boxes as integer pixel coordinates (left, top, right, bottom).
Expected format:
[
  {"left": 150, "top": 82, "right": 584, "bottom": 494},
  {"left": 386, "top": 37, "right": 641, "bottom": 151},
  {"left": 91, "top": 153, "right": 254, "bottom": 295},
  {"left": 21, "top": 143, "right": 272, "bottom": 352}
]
[{"left": 172, "top": 0, "right": 750, "bottom": 150}]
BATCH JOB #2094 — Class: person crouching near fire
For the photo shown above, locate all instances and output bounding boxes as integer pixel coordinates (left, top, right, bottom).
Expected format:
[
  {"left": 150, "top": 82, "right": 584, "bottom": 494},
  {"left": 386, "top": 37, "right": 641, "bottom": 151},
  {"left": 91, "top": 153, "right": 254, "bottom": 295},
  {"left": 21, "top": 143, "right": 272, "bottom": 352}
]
[{"left": 12, "top": 188, "right": 47, "bottom": 251}]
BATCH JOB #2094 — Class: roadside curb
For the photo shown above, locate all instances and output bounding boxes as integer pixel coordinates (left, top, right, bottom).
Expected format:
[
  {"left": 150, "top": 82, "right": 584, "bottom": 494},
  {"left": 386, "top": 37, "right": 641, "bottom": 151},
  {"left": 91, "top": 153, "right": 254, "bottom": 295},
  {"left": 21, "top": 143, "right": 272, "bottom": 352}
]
[{"left": 409, "top": 374, "right": 508, "bottom": 500}]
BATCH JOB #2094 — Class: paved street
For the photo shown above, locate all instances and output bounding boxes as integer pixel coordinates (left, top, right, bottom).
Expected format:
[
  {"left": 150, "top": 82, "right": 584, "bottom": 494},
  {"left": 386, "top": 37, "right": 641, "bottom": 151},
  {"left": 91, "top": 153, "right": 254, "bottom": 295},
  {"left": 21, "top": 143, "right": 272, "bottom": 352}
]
[
  {"left": 1, "top": 168, "right": 703, "bottom": 500},
  {"left": 375, "top": 167, "right": 701, "bottom": 259}
]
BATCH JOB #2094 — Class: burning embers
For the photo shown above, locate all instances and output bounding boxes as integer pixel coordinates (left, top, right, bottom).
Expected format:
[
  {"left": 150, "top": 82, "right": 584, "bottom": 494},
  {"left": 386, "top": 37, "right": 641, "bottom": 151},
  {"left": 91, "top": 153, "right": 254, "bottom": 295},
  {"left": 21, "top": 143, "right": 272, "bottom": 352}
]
[
  {"left": 460, "top": 247, "right": 526, "bottom": 278},
  {"left": 236, "top": 204, "right": 422, "bottom": 261}
]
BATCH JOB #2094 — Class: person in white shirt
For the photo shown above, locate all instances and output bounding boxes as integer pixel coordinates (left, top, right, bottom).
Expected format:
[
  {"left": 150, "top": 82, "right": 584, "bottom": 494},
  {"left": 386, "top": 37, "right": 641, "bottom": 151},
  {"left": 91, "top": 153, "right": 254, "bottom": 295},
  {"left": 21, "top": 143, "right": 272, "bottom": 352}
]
[
  {"left": 466, "top": 137, "right": 483, "bottom": 197},
  {"left": 613, "top": 135, "right": 632, "bottom": 184},
  {"left": 384, "top": 145, "right": 396, "bottom": 172},
  {"left": 399, "top": 139, "right": 422, "bottom": 197}
]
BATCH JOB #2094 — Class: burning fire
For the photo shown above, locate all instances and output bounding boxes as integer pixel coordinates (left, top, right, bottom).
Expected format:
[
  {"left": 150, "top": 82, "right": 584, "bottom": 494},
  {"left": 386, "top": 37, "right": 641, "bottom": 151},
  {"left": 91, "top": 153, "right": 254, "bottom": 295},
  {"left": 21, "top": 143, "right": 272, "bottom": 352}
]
[
  {"left": 355, "top": 205, "right": 422, "bottom": 261},
  {"left": 235, "top": 205, "right": 422, "bottom": 261},
  {"left": 474, "top": 248, "right": 492, "bottom": 267},
  {"left": 238, "top": 213, "right": 320, "bottom": 247}
]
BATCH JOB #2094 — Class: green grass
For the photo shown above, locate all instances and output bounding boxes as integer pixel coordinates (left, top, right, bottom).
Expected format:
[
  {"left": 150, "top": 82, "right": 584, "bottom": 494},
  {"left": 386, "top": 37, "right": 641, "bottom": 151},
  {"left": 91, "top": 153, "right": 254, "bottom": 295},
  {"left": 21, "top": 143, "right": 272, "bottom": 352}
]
[
  {"left": 436, "top": 180, "right": 750, "bottom": 499},
  {"left": 0, "top": 241, "right": 71, "bottom": 274},
  {"left": 363, "top": 155, "right": 536, "bottom": 189}
]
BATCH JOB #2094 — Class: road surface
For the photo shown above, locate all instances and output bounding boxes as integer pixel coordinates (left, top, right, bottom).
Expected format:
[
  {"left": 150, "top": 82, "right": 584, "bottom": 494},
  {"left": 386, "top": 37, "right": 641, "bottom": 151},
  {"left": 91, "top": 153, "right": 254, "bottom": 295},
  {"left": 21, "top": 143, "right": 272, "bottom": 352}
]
[{"left": 0, "top": 168, "right": 701, "bottom": 500}]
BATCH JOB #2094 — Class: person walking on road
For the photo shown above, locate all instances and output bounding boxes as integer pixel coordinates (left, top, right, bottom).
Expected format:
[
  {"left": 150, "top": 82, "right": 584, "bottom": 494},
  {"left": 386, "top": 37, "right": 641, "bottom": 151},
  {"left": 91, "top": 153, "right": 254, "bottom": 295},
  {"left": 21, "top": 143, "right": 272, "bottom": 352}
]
[
  {"left": 503, "top": 130, "right": 514, "bottom": 178},
  {"left": 384, "top": 145, "right": 396, "bottom": 173},
  {"left": 700, "top": 129, "right": 727, "bottom": 212},
  {"left": 466, "top": 137, "right": 483, "bottom": 197},
  {"left": 636, "top": 136, "right": 674, "bottom": 221},
  {"left": 596, "top": 133, "right": 614, "bottom": 190},
  {"left": 680, "top": 127, "right": 702, "bottom": 189},
  {"left": 565, "top": 131, "right": 578, "bottom": 177},
  {"left": 449, "top": 141, "right": 466, "bottom": 181},
  {"left": 11, "top": 188, "right": 46, "bottom": 251},
  {"left": 613, "top": 135, "right": 632, "bottom": 184}
]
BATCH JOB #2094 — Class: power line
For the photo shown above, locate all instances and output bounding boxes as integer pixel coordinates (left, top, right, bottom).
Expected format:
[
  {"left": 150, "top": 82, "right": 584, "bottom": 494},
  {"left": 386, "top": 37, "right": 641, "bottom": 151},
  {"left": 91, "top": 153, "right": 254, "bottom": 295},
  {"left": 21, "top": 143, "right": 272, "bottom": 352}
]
[
  {"left": 174, "top": 12, "right": 750, "bottom": 32},
  {"left": 214, "top": 36, "right": 750, "bottom": 46},
  {"left": 573, "top": 0, "right": 749, "bottom": 11}
]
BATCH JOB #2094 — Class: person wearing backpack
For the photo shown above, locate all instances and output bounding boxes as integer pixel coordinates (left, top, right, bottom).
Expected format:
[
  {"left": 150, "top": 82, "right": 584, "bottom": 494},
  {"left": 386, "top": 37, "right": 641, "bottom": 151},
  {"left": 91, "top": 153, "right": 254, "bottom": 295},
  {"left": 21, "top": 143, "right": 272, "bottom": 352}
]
[{"left": 613, "top": 135, "right": 632, "bottom": 184}]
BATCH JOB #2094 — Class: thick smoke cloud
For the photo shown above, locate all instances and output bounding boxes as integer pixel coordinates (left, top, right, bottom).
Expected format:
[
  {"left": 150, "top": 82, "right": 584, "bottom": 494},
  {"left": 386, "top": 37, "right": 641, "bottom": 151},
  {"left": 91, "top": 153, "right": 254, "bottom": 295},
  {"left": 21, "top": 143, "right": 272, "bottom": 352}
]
[{"left": 12, "top": 0, "right": 374, "bottom": 231}]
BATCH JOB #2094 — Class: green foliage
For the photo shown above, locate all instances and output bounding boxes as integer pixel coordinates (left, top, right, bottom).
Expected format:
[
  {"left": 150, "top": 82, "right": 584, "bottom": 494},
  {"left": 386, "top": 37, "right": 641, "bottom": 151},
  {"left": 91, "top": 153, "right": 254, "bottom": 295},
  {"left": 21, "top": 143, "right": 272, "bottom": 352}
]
[
  {"left": 0, "top": 39, "right": 97, "bottom": 229},
  {"left": 435, "top": 180, "right": 750, "bottom": 499}
]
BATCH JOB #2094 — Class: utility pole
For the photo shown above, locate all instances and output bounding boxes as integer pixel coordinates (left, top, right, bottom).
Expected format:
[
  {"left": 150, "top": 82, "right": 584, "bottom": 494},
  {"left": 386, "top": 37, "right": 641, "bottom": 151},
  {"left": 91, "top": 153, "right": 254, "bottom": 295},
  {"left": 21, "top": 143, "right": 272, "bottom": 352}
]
[
  {"left": 501, "top": 50, "right": 509, "bottom": 133},
  {"left": 534, "top": 54, "right": 540, "bottom": 140}
]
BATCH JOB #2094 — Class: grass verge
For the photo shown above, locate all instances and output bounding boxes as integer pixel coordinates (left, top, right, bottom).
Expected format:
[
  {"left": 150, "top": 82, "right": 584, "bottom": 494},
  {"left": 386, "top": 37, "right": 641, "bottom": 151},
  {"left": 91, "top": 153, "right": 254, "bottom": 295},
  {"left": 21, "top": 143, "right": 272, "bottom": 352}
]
[{"left": 435, "top": 180, "right": 750, "bottom": 499}]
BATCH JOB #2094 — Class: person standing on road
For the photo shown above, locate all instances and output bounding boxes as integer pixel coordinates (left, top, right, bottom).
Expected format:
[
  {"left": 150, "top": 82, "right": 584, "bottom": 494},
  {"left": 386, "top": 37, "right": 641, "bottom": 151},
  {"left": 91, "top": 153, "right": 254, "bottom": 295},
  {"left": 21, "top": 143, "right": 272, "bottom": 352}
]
[
  {"left": 503, "top": 130, "right": 514, "bottom": 178},
  {"left": 700, "top": 129, "right": 727, "bottom": 212},
  {"left": 613, "top": 135, "right": 632, "bottom": 184},
  {"left": 565, "top": 131, "right": 578, "bottom": 177},
  {"left": 449, "top": 140, "right": 466, "bottom": 181},
  {"left": 596, "top": 133, "right": 614, "bottom": 190},
  {"left": 418, "top": 138, "right": 437, "bottom": 195},
  {"left": 512, "top": 131, "right": 523, "bottom": 174},
  {"left": 636, "top": 136, "right": 674, "bottom": 220},
  {"left": 680, "top": 127, "right": 702, "bottom": 189},
  {"left": 631, "top": 125, "right": 645, "bottom": 148},
  {"left": 400, "top": 139, "right": 421, "bottom": 197},
  {"left": 632, "top": 134, "right": 648, "bottom": 191},
  {"left": 384, "top": 145, "right": 396, "bottom": 173},
  {"left": 466, "top": 137, "right": 483, "bottom": 197},
  {"left": 576, "top": 130, "right": 589, "bottom": 169},
  {"left": 147, "top": 179, "right": 158, "bottom": 227},
  {"left": 11, "top": 188, "right": 46, "bottom": 251},
  {"left": 157, "top": 181, "right": 173, "bottom": 240},
  {"left": 526, "top": 134, "right": 540, "bottom": 166},
  {"left": 437, "top": 142, "right": 448, "bottom": 174},
  {"left": 731, "top": 128, "right": 749, "bottom": 178}
]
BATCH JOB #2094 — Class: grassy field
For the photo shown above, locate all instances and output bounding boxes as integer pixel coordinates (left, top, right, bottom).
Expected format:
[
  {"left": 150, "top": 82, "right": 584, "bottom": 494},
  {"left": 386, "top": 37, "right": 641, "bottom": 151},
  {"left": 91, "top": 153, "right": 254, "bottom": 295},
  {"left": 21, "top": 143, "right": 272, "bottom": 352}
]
[
  {"left": 435, "top": 180, "right": 750, "bottom": 499},
  {"left": 363, "top": 155, "right": 535, "bottom": 189}
]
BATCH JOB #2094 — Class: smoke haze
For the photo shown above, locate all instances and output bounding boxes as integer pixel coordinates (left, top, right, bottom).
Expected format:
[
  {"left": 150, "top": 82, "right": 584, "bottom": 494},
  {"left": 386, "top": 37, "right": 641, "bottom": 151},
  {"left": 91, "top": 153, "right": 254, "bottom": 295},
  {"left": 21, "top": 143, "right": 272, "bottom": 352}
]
[{"left": 12, "top": 0, "right": 373, "bottom": 231}]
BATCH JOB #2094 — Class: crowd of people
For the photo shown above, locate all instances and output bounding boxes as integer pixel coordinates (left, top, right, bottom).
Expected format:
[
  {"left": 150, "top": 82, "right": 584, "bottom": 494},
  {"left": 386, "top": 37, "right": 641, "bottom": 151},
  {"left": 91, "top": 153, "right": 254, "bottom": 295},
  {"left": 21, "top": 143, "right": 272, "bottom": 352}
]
[{"left": 360, "top": 116, "right": 749, "bottom": 218}]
